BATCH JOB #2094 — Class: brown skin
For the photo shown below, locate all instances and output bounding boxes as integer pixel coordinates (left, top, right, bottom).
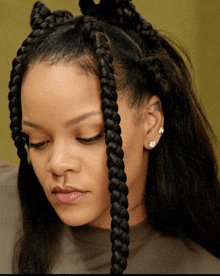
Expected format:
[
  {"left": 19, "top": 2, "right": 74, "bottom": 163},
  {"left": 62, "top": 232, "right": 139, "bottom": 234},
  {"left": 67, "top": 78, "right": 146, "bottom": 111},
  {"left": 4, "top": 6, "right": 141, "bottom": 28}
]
[{"left": 21, "top": 62, "right": 164, "bottom": 229}]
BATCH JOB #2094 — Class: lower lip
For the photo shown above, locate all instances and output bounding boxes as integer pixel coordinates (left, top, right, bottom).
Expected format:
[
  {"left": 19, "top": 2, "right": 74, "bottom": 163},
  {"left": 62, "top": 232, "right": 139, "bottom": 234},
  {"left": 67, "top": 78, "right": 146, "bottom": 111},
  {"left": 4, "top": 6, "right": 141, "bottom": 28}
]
[{"left": 55, "top": 191, "right": 87, "bottom": 203}]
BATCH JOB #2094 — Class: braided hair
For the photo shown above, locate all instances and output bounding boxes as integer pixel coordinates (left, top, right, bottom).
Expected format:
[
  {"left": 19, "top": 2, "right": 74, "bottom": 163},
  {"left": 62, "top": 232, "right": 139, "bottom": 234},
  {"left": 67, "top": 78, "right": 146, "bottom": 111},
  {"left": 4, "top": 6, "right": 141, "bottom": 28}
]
[
  {"left": 9, "top": 1, "right": 130, "bottom": 274},
  {"left": 89, "top": 20, "right": 130, "bottom": 273},
  {"left": 8, "top": 0, "right": 220, "bottom": 274}
]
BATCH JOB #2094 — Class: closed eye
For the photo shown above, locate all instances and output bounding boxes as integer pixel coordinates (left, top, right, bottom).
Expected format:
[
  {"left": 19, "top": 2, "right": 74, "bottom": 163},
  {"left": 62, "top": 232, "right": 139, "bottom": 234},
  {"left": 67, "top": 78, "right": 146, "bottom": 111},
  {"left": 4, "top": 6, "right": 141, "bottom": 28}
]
[
  {"left": 28, "top": 141, "right": 49, "bottom": 149},
  {"left": 28, "top": 134, "right": 103, "bottom": 149},
  {"left": 76, "top": 134, "right": 103, "bottom": 144}
]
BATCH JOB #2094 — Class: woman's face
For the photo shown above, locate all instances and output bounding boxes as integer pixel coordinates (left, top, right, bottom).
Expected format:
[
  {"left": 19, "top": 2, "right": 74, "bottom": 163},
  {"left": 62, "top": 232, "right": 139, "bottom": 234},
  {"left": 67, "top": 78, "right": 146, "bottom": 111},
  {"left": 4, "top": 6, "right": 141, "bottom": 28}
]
[{"left": 21, "top": 61, "right": 149, "bottom": 229}]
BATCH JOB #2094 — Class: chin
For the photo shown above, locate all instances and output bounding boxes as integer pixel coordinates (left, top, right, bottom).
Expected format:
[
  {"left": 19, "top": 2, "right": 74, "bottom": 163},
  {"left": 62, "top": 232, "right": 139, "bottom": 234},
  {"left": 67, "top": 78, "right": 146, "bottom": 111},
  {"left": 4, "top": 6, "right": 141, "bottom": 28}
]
[
  {"left": 58, "top": 212, "right": 91, "bottom": 227},
  {"left": 52, "top": 205, "right": 96, "bottom": 227}
]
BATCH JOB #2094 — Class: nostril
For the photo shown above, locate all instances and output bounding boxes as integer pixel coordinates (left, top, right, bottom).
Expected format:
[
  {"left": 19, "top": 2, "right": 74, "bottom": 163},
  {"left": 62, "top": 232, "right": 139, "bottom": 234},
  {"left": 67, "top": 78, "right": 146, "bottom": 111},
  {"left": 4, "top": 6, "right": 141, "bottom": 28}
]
[
  {"left": 46, "top": 144, "right": 82, "bottom": 175},
  {"left": 48, "top": 159, "right": 82, "bottom": 176},
  {"left": 51, "top": 173, "right": 65, "bottom": 183}
]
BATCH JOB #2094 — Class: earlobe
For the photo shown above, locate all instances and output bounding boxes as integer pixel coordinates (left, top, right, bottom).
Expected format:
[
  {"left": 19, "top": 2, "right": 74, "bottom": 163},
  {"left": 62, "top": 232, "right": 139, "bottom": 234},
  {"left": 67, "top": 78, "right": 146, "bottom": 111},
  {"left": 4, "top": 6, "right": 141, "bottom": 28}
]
[{"left": 142, "top": 96, "right": 164, "bottom": 150}]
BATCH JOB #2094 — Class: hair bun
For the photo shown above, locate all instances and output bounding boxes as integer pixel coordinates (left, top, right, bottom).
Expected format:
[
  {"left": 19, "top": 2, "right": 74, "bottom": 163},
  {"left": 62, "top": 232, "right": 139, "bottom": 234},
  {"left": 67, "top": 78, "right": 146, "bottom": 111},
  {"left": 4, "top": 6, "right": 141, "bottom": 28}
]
[
  {"left": 79, "top": 0, "right": 96, "bottom": 15},
  {"left": 79, "top": 0, "right": 115, "bottom": 20}
]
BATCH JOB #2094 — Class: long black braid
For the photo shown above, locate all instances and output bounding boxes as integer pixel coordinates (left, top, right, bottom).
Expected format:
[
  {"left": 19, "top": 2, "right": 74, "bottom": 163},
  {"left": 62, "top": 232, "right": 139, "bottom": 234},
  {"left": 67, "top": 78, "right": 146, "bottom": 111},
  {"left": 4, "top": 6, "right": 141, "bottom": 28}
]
[{"left": 88, "top": 19, "right": 130, "bottom": 273}]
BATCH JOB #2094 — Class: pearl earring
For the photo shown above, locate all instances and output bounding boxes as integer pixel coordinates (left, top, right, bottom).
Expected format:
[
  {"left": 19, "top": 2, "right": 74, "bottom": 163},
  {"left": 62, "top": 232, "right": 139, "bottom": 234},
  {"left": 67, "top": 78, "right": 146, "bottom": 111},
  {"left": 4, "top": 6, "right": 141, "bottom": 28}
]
[
  {"left": 149, "top": 141, "right": 156, "bottom": 148},
  {"left": 159, "top": 127, "right": 164, "bottom": 134}
]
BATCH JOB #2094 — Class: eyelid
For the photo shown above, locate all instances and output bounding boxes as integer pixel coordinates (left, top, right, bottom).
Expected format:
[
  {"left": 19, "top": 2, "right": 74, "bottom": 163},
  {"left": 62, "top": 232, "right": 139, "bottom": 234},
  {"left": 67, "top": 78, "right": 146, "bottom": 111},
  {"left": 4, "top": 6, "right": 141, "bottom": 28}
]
[
  {"left": 28, "top": 134, "right": 103, "bottom": 149},
  {"left": 28, "top": 141, "right": 49, "bottom": 149},
  {"left": 76, "top": 134, "right": 103, "bottom": 143}
]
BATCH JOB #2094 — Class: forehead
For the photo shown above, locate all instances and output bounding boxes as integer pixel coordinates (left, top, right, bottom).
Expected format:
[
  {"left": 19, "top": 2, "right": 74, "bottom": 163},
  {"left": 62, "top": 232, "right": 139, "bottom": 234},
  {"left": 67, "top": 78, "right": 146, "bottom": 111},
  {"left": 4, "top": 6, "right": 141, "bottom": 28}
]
[{"left": 21, "top": 62, "right": 102, "bottom": 118}]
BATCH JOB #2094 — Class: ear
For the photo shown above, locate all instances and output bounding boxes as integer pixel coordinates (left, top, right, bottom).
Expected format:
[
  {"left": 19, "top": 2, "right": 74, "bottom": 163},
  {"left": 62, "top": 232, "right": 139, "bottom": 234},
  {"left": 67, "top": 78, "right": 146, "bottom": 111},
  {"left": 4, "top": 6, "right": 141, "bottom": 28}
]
[{"left": 141, "top": 95, "right": 164, "bottom": 150}]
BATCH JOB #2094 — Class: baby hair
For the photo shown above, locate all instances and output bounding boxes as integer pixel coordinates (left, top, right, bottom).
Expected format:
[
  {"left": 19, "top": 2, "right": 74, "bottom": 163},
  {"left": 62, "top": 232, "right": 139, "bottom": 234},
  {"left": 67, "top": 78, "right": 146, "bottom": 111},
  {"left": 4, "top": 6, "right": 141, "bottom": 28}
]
[{"left": 8, "top": 0, "right": 220, "bottom": 274}]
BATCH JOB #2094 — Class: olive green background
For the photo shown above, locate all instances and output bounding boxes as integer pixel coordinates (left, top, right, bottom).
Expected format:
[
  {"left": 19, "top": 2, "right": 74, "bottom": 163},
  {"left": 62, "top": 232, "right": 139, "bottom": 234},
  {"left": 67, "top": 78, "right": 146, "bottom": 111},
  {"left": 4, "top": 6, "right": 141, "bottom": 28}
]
[{"left": 0, "top": 0, "right": 220, "bottom": 167}]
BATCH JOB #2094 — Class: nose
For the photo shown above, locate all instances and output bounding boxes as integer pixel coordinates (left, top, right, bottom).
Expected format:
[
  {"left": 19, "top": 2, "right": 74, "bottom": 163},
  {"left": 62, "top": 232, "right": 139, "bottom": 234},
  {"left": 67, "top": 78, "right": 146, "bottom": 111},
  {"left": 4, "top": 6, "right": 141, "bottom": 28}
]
[{"left": 47, "top": 141, "right": 82, "bottom": 176}]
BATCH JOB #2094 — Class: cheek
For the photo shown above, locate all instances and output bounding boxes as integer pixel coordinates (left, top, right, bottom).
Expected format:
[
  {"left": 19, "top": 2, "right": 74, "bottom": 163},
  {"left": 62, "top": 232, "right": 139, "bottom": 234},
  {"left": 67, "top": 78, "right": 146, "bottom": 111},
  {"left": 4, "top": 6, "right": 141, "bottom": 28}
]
[
  {"left": 85, "top": 146, "right": 109, "bottom": 190},
  {"left": 122, "top": 130, "right": 145, "bottom": 186},
  {"left": 29, "top": 151, "right": 48, "bottom": 187}
]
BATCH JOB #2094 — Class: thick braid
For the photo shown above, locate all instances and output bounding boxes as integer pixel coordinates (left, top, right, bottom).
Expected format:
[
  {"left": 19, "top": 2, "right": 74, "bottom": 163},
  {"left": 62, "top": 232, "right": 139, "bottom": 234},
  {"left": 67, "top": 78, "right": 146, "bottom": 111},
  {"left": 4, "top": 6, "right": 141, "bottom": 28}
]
[
  {"left": 31, "top": 1, "right": 73, "bottom": 30},
  {"left": 137, "top": 57, "right": 167, "bottom": 95},
  {"left": 9, "top": 2, "right": 73, "bottom": 162},
  {"left": 9, "top": 41, "right": 30, "bottom": 161},
  {"left": 110, "top": 0, "right": 158, "bottom": 38},
  {"left": 31, "top": 1, "right": 51, "bottom": 30},
  {"left": 88, "top": 19, "right": 129, "bottom": 274}
]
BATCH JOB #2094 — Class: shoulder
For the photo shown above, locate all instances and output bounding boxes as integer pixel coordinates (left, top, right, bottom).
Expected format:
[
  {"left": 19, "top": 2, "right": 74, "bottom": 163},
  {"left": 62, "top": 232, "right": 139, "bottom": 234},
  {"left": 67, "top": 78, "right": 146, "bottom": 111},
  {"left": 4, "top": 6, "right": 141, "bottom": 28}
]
[
  {"left": 156, "top": 234, "right": 220, "bottom": 274},
  {"left": 0, "top": 160, "right": 19, "bottom": 216},
  {"left": 0, "top": 160, "right": 21, "bottom": 274},
  {"left": 0, "top": 160, "right": 20, "bottom": 223},
  {"left": 0, "top": 160, "right": 18, "bottom": 186},
  {"left": 127, "top": 227, "right": 220, "bottom": 274},
  {"left": 186, "top": 239, "right": 220, "bottom": 274}
]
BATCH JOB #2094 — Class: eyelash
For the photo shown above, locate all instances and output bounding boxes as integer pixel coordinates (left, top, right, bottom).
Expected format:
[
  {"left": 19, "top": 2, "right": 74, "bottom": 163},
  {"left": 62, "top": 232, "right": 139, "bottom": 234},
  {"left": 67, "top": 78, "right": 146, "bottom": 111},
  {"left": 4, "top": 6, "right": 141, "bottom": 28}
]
[
  {"left": 76, "top": 133, "right": 103, "bottom": 143},
  {"left": 28, "top": 141, "right": 49, "bottom": 149},
  {"left": 28, "top": 134, "right": 103, "bottom": 149}
]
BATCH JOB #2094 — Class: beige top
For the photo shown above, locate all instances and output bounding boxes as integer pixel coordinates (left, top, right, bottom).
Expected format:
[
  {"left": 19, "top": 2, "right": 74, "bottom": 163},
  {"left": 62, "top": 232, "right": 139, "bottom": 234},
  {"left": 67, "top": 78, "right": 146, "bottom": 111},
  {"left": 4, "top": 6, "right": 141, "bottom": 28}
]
[{"left": 1, "top": 160, "right": 220, "bottom": 274}]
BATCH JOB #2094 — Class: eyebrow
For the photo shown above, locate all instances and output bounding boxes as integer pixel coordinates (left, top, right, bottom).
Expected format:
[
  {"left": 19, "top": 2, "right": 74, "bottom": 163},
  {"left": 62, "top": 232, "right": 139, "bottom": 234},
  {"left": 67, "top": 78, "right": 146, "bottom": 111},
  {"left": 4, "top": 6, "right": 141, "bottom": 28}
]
[{"left": 22, "top": 111, "right": 102, "bottom": 130}]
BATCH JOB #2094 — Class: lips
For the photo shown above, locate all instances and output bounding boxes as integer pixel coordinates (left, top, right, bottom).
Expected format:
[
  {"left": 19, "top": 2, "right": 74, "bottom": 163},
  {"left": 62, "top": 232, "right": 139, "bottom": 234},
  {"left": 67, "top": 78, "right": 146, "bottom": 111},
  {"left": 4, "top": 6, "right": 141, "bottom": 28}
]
[
  {"left": 52, "top": 186, "right": 84, "bottom": 194},
  {"left": 52, "top": 186, "right": 88, "bottom": 203}
]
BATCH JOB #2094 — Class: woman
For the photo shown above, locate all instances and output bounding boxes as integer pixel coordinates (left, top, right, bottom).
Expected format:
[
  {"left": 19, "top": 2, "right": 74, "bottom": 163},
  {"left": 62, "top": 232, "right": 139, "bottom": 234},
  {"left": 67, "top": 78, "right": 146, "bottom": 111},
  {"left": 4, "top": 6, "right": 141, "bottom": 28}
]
[{"left": 5, "top": 0, "right": 220, "bottom": 273}]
